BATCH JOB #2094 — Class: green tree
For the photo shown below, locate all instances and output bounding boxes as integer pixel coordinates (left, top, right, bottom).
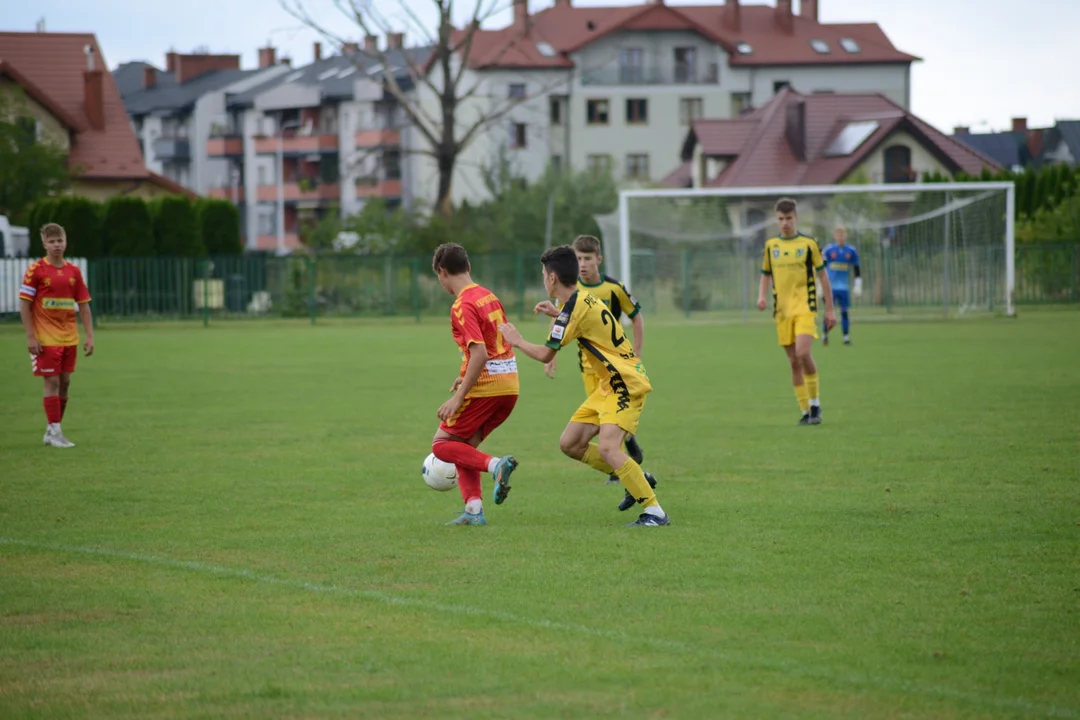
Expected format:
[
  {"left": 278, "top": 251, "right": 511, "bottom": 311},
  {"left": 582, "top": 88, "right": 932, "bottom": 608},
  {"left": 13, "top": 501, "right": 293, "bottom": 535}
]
[
  {"left": 1017, "top": 192, "right": 1080, "bottom": 243},
  {"left": 102, "top": 196, "right": 154, "bottom": 256},
  {"left": 28, "top": 198, "right": 59, "bottom": 256},
  {"left": 0, "top": 87, "right": 71, "bottom": 223},
  {"left": 53, "top": 197, "right": 104, "bottom": 258},
  {"left": 152, "top": 196, "right": 203, "bottom": 256},
  {"left": 198, "top": 199, "right": 242, "bottom": 254}
]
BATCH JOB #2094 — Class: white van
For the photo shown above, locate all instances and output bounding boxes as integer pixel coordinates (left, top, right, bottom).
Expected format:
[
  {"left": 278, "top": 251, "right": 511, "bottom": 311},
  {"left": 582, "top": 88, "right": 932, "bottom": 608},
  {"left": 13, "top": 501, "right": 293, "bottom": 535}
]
[{"left": 0, "top": 215, "right": 30, "bottom": 258}]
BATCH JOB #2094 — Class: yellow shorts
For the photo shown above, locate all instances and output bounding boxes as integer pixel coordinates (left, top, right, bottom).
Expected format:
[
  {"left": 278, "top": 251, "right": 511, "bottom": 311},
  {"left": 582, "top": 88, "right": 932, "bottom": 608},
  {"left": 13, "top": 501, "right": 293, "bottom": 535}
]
[
  {"left": 776, "top": 312, "right": 818, "bottom": 346},
  {"left": 581, "top": 371, "right": 600, "bottom": 397},
  {"left": 570, "top": 388, "right": 648, "bottom": 435}
]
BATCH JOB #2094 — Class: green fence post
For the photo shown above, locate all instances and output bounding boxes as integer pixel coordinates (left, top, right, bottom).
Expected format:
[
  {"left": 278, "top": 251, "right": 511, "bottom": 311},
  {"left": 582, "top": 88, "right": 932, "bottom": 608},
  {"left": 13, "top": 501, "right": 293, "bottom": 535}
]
[
  {"left": 682, "top": 248, "right": 692, "bottom": 319},
  {"left": 308, "top": 255, "right": 317, "bottom": 325},
  {"left": 202, "top": 259, "right": 210, "bottom": 328}
]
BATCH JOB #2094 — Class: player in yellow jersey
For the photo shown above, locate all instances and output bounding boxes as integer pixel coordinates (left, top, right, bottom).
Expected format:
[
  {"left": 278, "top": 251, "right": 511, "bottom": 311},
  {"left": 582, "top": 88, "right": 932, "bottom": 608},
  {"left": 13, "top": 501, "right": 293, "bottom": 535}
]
[
  {"left": 498, "top": 246, "right": 669, "bottom": 527},
  {"left": 756, "top": 198, "right": 836, "bottom": 425},
  {"left": 543, "top": 234, "right": 645, "bottom": 486}
]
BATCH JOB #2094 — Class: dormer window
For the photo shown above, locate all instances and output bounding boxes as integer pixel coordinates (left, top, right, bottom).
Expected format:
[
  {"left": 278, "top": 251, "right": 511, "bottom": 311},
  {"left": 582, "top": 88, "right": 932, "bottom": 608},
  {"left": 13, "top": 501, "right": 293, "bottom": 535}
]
[
  {"left": 736, "top": 43, "right": 753, "bottom": 55},
  {"left": 536, "top": 41, "right": 556, "bottom": 57},
  {"left": 840, "top": 38, "right": 860, "bottom": 53},
  {"left": 810, "top": 39, "right": 830, "bottom": 54}
]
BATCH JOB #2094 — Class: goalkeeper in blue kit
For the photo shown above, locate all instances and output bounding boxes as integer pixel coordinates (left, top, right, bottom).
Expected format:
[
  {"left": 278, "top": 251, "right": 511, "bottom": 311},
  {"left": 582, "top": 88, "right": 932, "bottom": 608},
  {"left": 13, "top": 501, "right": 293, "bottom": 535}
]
[{"left": 821, "top": 226, "right": 862, "bottom": 346}]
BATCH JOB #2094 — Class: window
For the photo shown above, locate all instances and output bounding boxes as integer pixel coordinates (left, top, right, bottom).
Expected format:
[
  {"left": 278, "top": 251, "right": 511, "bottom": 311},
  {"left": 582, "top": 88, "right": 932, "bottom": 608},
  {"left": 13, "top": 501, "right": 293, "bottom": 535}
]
[
  {"left": 509, "top": 122, "right": 527, "bottom": 149},
  {"left": 626, "top": 98, "right": 648, "bottom": 124},
  {"left": 731, "top": 92, "right": 752, "bottom": 116},
  {"left": 840, "top": 38, "right": 861, "bottom": 53},
  {"left": 679, "top": 98, "right": 703, "bottom": 125},
  {"left": 551, "top": 155, "right": 563, "bottom": 173},
  {"left": 587, "top": 154, "right": 612, "bottom": 176},
  {"left": 625, "top": 153, "right": 649, "bottom": 181},
  {"left": 257, "top": 165, "right": 268, "bottom": 186},
  {"left": 536, "top": 41, "right": 556, "bottom": 57},
  {"left": 257, "top": 212, "right": 275, "bottom": 235},
  {"left": 587, "top": 99, "right": 609, "bottom": 125},
  {"left": 773, "top": 80, "right": 791, "bottom": 94},
  {"left": 550, "top": 97, "right": 562, "bottom": 125},
  {"left": 810, "top": 39, "right": 830, "bottom": 54},
  {"left": 383, "top": 149, "right": 402, "bottom": 180},
  {"left": 823, "top": 120, "right": 880, "bottom": 156},
  {"left": 884, "top": 145, "right": 913, "bottom": 183},
  {"left": 508, "top": 83, "right": 526, "bottom": 100},
  {"left": 620, "top": 47, "right": 643, "bottom": 83},
  {"left": 674, "top": 47, "right": 697, "bottom": 83},
  {"left": 736, "top": 43, "right": 753, "bottom": 55}
]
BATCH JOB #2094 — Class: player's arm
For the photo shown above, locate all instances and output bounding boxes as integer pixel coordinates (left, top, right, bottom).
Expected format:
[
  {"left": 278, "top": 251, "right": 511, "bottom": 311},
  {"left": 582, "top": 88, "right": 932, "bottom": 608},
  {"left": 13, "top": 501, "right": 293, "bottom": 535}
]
[
  {"left": 499, "top": 323, "right": 556, "bottom": 364},
  {"left": 630, "top": 313, "right": 644, "bottom": 357},
  {"left": 19, "top": 298, "right": 41, "bottom": 354},
  {"left": 78, "top": 302, "right": 95, "bottom": 356},
  {"left": 757, "top": 244, "right": 772, "bottom": 310},
  {"left": 454, "top": 341, "right": 489, "bottom": 397},
  {"left": 852, "top": 249, "right": 863, "bottom": 298}
]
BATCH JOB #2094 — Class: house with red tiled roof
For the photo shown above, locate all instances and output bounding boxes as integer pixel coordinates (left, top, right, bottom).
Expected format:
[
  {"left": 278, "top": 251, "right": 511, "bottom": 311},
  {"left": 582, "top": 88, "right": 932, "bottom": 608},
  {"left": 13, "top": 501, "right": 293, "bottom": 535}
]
[
  {"left": 0, "top": 31, "right": 194, "bottom": 202},
  {"left": 418, "top": 0, "right": 920, "bottom": 205},
  {"left": 671, "top": 87, "right": 1001, "bottom": 189}
]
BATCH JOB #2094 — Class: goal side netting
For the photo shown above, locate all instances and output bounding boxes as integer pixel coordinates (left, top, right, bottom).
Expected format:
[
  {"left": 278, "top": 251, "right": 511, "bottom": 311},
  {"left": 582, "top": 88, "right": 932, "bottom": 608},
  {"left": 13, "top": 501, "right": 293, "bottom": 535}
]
[{"left": 594, "top": 183, "right": 1015, "bottom": 320}]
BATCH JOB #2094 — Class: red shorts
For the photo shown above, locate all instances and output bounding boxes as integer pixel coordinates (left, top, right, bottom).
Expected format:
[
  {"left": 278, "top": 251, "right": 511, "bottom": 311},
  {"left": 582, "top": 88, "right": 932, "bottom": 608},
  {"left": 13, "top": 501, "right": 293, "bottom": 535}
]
[
  {"left": 31, "top": 346, "right": 77, "bottom": 377},
  {"left": 440, "top": 394, "right": 518, "bottom": 441}
]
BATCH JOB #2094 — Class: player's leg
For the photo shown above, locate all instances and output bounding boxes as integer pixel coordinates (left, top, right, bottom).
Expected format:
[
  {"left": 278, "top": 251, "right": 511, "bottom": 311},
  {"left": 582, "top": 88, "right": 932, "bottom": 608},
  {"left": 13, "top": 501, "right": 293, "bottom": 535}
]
[
  {"left": 582, "top": 373, "right": 620, "bottom": 484},
  {"left": 433, "top": 396, "right": 518, "bottom": 519},
  {"left": 784, "top": 342, "right": 809, "bottom": 424},
  {"left": 835, "top": 290, "right": 851, "bottom": 344},
  {"left": 794, "top": 329, "right": 822, "bottom": 424},
  {"left": 594, "top": 396, "right": 668, "bottom": 526},
  {"left": 34, "top": 348, "right": 71, "bottom": 447}
]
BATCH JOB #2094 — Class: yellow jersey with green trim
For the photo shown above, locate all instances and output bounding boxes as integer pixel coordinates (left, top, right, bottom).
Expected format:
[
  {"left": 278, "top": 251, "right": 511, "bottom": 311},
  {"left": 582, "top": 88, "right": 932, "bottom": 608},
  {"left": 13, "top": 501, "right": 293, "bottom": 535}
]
[
  {"left": 574, "top": 274, "right": 640, "bottom": 375},
  {"left": 546, "top": 290, "right": 651, "bottom": 398},
  {"left": 761, "top": 234, "right": 825, "bottom": 318}
]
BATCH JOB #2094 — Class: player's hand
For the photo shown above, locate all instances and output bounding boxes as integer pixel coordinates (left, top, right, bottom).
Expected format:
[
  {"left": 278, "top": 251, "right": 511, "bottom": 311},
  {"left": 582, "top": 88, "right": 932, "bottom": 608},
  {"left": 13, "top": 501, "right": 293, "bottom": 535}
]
[
  {"left": 27, "top": 337, "right": 42, "bottom": 355},
  {"left": 534, "top": 301, "right": 559, "bottom": 318},
  {"left": 449, "top": 377, "right": 463, "bottom": 394},
  {"left": 756, "top": 297, "right": 767, "bottom": 311},
  {"left": 83, "top": 337, "right": 94, "bottom": 357},
  {"left": 437, "top": 395, "right": 464, "bottom": 422},
  {"left": 497, "top": 322, "right": 523, "bottom": 347},
  {"left": 544, "top": 358, "right": 557, "bottom": 379},
  {"left": 853, "top": 278, "right": 863, "bottom": 298},
  {"left": 825, "top": 310, "right": 837, "bottom": 330}
]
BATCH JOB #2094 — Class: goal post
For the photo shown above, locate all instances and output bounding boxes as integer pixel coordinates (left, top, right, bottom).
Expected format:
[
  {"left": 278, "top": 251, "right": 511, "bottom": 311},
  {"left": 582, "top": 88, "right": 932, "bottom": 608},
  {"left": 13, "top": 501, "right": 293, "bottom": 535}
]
[{"left": 597, "top": 182, "right": 1016, "bottom": 320}]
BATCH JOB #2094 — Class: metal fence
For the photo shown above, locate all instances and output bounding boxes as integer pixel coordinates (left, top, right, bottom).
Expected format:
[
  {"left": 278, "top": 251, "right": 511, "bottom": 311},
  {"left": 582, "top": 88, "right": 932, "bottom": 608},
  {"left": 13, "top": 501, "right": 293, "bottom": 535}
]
[{"left": 1, "top": 243, "right": 1077, "bottom": 325}]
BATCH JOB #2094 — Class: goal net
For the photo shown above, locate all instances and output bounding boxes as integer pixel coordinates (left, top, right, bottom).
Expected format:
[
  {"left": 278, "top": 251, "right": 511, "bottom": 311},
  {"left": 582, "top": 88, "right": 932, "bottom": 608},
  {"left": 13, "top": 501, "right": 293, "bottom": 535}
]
[{"left": 594, "top": 182, "right": 1015, "bottom": 320}]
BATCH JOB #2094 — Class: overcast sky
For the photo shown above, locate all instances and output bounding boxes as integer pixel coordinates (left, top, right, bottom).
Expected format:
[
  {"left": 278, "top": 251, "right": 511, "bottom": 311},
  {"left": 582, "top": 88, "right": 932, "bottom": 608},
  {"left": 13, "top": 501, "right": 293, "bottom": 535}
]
[{"left": 7, "top": 0, "right": 1078, "bottom": 133}]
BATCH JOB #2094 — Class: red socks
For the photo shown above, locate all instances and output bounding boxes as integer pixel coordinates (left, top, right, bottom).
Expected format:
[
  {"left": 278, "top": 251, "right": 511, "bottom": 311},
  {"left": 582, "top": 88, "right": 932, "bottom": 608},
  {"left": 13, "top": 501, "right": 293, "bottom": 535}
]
[
  {"left": 456, "top": 468, "right": 482, "bottom": 504},
  {"left": 43, "top": 396, "right": 62, "bottom": 424},
  {"left": 431, "top": 439, "right": 493, "bottom": 473}
]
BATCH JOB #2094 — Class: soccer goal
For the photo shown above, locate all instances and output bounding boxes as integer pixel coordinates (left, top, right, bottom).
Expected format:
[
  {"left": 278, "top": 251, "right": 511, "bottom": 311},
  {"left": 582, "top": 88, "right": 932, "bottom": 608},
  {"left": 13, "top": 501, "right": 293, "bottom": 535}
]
[{"left": 593, "top": 182, "right": 1016, "bottom": 320}]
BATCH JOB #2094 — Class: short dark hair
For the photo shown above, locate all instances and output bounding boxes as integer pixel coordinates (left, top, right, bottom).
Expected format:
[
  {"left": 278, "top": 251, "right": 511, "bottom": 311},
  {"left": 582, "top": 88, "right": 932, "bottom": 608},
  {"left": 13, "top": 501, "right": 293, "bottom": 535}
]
[
  {"left": 432, "top": 243, "right": 470, "bottom": 275},
  {"left": 571, "top": 234, "right": 602, "bottom": 255},
  {"left": 774, "top": 198, "right": 797, "bottom": 214},
  {"left": 40, "top": 223, "right": 66, "bottom": 240},
  {"left": 541, "top": 245, "right": 579, "bottom": 287}
]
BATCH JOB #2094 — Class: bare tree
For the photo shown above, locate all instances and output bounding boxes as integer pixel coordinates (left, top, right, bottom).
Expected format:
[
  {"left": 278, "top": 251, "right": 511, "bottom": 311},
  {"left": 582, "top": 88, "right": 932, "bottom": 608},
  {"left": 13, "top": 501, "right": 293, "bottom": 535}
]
[{"left": 280, "top": 0, "right": 574, "bottom": 215}]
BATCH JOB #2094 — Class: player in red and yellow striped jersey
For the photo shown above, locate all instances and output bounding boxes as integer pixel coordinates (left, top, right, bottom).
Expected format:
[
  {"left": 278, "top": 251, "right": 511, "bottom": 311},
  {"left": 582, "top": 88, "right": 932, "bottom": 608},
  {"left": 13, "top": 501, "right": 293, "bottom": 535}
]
[
  {"left": 431, "top": 243, "right": 520, "bottom": 526},
  {"left": 18, "top": 223, "right": 95, "bottom": 448}
]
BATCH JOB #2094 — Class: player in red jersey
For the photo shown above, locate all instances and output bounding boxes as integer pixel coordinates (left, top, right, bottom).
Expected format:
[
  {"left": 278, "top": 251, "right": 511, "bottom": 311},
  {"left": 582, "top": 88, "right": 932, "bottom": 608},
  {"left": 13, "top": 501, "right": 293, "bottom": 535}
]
[
  {"left": 431, "top": 243, "right": 520, "bottom": 526},
  {"left": 18, "top": 223, "right": 95, "bottom": 448}
]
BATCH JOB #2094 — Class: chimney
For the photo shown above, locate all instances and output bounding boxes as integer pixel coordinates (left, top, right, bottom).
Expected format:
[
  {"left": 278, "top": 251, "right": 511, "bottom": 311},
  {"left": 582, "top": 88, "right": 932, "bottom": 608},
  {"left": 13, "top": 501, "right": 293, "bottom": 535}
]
[
  {"left": 1011, "top": 117, "right": 1027, "bottom": 132},
  {"left": 83, "top": 45, "right": 105, "bottom": 130},
  {"left": 386, "top": 32, "right": 404, "bottom": 50},
  {"left": 166, "top": 51, "right": 179, "bottom": 72},
  {"left": 513, "top": 0, "right": 530, "bottom": 32},
  {"left": 143, "top": 65, "right": 157, "bottom": 89},
  {"left": 785, "top": 98, "right": 806, "bottom": 162},
  {"left": 364, "top": 34, "right": 378, "bottom": 52},
  {"left": 724, "top": 0, "right": 741, "bottom": 32},
  {"left": 342, "top": 41, "right": 360, "bottom": 54},
  {"left": 174, "top": 53, "right": 241, "bottom": 83},
  {"left": 775, "top": 0, "right": 794, "bottom": 34},
  {"left": 313, "top": 42, "right": 322, "bottom": 61},
  {"left": 801, "top": 0, "right": 818, "bottom": 22},
  {"left": 954, "top": 126, "right": 970, "bottom": 135},
  {"left": 258, "top": 46, "right": 276, "bottom": 68}
]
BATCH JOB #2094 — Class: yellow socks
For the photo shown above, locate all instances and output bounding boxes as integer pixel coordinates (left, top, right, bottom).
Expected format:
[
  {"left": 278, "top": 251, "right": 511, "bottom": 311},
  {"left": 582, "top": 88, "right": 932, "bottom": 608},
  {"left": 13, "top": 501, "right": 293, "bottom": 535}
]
[
  {"left": 614, "top": 458, "right": 658, "bottom": 509},
  {"left": 794, "top": 383, "right": 810, "bottom": 414},
  {"left": 804, "top": 373, "right": 820, "bottom": 405},
  {"left": 580, "top": 444, "right": 615, "bottom": 475}
]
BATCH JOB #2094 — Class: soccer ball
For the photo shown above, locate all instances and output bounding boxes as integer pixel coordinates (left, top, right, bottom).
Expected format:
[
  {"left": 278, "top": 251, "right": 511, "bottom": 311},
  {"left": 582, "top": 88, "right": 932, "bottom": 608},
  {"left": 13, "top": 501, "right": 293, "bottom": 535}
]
[{"left": 421, "top": 453, "right": 458, "bottom": 492}]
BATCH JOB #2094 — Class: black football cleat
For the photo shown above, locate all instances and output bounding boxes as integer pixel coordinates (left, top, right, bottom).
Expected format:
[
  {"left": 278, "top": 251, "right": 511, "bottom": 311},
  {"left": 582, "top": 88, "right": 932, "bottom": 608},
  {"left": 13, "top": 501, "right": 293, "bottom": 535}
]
[
  {"left": 808, "top": 405, "right": 822, "bottom": 425},
  {"left": 624, "top": 434, "right": 644, "bottom": 464},
  {"left": 798, "top": 413, "right": 811, "bottom": 425},
  {"left": 618, "top": 472, "right": 657, "bottom": 512},
  {"left": 627, "top": 512, "right": 670, "bottom": 527},
  {"left": 605, "top": 474, "right": 621, "bottom": 485}
]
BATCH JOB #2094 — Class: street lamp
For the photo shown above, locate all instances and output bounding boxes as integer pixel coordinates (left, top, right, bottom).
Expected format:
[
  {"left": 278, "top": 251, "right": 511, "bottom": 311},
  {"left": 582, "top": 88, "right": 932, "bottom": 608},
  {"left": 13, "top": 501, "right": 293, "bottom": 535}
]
[{"left": 277, "top": 119, "right": 302, "bottom": 255}]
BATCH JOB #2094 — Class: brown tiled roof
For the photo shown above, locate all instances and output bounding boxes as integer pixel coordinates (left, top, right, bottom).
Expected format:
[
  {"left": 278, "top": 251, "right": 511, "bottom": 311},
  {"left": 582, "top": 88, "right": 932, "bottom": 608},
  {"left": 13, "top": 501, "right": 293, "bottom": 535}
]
[
  {"left": 0, "top": 32, "right": 148, "bottom": 181},
  {"left": 660, "top": 160, "right": 693, "bottom": 189},
  {"left": 456, "top": 2, "right": 916, "bottom": 70},
  {"left": 676, "top": 88, "right": 1001, "bottom": 188}
]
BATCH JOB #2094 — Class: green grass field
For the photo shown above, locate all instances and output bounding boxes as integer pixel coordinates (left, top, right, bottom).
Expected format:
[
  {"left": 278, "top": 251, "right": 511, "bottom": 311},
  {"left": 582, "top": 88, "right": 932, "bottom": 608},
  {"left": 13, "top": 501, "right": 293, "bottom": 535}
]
[{"left": 1, "top": 310, "right": 1078, "bottom": 719}]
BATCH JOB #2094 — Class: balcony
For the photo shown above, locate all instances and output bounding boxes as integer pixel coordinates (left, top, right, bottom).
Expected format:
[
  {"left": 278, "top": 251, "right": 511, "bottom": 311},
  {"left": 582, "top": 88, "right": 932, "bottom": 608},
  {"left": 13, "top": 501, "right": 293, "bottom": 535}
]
[
  {"left": 354, "top": 129, "right": 401, "bottom": 147},
  {"left": 207, "top": 136, "right": 244, "bottom": 157},
  {"left": 355, "top": 178, "right": 402, "bottom": 198},
  {"left": 256, "top": 182, "right": 340, "bottom": 203},
  {"left": 255, "top": 233, "right": 302, "bottom": 251},
  {"left": 254, "top": 133, "right": 339, "bottom": 155},
  {"left": 208, "top": 186, "right": 244, "bottom": 201},
  {"left": 581, "top": 64, "right": 719, "bottom": 86},
  {"left": 152, "top": 137, "right": 190, "bottom": 160}
]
